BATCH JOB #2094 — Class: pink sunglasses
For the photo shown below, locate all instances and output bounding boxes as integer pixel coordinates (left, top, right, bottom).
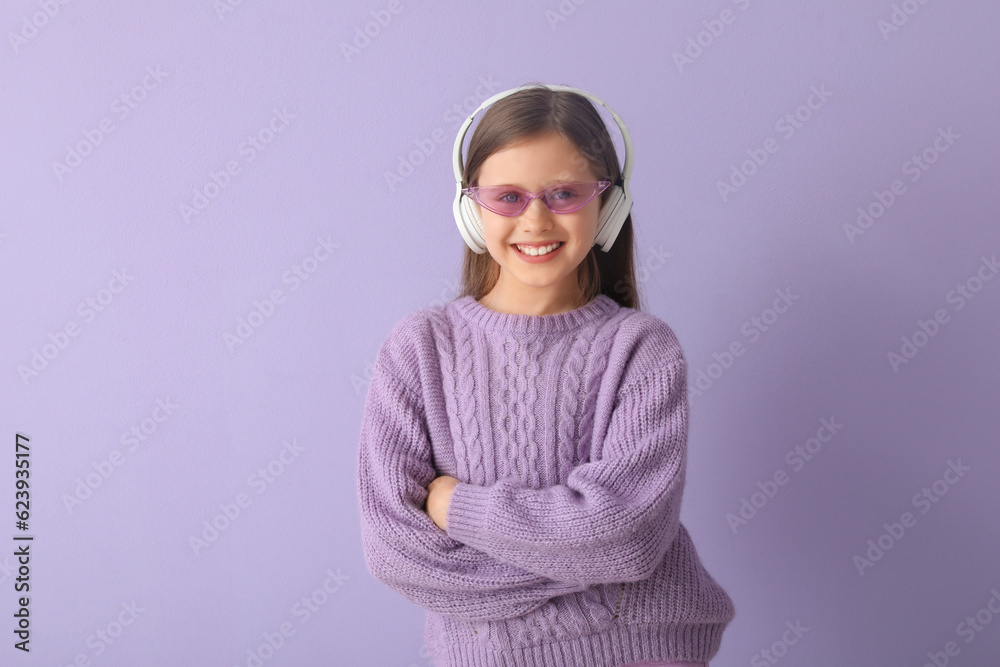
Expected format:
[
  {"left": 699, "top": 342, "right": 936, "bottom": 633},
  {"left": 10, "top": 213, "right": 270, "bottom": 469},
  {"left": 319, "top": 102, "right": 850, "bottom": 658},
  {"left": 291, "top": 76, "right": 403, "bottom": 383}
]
[{"left": 463, "top": 180, "right": 612, "bottom": 217}]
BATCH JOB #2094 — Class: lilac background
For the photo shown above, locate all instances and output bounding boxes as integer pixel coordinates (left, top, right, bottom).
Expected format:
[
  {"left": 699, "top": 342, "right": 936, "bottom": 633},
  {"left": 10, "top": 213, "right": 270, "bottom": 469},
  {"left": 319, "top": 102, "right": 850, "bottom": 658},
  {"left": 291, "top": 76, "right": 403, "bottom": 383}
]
[{"left": 2, "top": 1, "right": 999, "bottom": 665}]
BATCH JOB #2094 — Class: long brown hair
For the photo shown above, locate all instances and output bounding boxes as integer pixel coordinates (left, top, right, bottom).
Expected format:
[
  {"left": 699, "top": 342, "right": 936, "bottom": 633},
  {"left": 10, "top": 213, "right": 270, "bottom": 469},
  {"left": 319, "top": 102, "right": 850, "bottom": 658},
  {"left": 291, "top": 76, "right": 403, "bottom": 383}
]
[{"left": 457, "top": 83, "right": 641, "bottom": 312}]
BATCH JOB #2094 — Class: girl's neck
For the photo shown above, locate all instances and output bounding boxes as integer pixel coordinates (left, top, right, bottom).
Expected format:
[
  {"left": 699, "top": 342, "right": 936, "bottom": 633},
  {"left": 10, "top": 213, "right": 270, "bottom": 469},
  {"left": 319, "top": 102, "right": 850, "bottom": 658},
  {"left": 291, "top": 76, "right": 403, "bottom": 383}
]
[{"left": 479, "top": 285, "right": 588, "bottom": 317}]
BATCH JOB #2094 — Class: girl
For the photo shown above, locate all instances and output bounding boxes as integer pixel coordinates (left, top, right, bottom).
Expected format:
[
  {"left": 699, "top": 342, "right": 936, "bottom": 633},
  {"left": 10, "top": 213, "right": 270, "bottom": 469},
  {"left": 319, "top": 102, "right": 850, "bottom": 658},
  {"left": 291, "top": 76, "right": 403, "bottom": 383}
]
[{"left": 357, "top": 83, "right": 735, "bottom": 667}]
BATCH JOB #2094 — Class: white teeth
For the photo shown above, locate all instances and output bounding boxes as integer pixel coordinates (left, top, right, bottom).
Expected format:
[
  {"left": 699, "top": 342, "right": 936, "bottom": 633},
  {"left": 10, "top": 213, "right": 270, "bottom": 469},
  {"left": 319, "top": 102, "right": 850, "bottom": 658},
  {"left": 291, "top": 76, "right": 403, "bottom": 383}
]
[{"left": 516, "top": 242, "right": 562, "bottom": 256}]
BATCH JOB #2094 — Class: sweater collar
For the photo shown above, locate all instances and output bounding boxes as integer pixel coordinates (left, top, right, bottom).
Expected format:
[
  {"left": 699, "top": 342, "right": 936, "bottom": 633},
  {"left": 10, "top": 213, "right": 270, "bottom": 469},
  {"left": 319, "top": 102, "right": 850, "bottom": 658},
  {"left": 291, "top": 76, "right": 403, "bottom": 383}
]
[{"left": 451, "top": 294, "right": 620, "bottom": 335}]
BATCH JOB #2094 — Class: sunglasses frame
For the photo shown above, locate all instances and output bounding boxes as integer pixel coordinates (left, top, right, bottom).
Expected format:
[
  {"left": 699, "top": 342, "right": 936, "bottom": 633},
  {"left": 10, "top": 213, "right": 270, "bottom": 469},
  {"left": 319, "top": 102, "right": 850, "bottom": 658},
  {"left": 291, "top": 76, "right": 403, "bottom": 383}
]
[{"left": 462, "top": 180, "right": 612, "bottom": 217}]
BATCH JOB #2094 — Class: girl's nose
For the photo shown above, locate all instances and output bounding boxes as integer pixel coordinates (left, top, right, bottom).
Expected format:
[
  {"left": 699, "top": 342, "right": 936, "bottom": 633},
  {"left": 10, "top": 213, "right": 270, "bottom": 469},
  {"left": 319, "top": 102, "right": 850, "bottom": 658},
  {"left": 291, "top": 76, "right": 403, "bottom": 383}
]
[{"left": 520, "top": 197, "right": 554, "bottom": 225}]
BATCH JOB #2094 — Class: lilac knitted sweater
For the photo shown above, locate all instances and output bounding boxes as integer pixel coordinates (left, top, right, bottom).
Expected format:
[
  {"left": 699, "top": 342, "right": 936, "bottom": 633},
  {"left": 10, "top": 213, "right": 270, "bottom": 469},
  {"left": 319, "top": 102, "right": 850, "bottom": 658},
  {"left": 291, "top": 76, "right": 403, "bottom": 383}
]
[{"left": 356, "top": 294, "right": 735, "bottom": 666}]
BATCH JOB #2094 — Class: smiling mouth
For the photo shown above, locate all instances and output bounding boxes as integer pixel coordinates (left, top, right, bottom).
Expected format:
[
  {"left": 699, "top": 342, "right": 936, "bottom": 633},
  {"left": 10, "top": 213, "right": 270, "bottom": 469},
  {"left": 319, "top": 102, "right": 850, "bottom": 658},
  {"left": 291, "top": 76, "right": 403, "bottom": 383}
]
[{"left": 513, "top": 242, "right": 564, "bottom": 256}]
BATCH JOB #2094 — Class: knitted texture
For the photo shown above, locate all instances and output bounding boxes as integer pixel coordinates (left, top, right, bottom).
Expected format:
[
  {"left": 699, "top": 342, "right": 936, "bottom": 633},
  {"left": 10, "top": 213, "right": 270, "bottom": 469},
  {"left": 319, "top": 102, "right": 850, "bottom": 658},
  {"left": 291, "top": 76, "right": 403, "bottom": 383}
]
[{"left": 356, "top": 295, "right": 735, "bottom": 666}]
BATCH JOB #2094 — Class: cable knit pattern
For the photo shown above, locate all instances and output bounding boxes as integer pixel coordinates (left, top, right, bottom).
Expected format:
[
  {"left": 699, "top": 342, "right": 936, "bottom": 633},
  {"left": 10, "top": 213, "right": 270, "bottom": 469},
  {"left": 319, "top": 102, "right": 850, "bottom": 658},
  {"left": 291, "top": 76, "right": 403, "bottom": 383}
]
[{"left": 356, "top": 295, "right": 736, "bottom": 666}]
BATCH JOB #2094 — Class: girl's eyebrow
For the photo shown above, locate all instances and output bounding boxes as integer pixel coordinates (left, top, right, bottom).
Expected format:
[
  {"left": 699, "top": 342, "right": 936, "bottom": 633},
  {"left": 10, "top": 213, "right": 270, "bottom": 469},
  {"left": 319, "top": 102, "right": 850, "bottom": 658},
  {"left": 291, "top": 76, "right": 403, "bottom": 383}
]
[{"left": 479, "top": 179, "right": 577, "bottom": 189}]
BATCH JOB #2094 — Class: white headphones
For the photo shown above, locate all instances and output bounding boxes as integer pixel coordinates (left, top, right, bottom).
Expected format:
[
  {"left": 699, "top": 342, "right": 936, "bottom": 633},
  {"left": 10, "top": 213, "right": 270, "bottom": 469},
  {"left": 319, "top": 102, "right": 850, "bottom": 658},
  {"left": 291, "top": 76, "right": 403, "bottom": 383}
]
[{"left": 451, "top": 84, "right": 634, "bottom": 254}]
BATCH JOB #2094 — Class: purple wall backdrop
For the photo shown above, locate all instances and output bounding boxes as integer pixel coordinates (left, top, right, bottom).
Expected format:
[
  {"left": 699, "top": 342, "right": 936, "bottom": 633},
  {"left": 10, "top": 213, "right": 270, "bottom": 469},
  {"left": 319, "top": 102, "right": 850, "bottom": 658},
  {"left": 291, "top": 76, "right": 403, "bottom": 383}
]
[{"left": 3, "top": 1, "right": 999, "bottom": 665}]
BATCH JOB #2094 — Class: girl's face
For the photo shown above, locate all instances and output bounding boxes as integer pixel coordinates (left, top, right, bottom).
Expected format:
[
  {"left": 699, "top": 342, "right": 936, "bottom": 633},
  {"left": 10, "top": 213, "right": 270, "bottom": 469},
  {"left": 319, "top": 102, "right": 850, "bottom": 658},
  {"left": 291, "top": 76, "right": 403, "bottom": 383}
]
[{"left": 474, "top": 131, "right": 603, "bottom": 312}]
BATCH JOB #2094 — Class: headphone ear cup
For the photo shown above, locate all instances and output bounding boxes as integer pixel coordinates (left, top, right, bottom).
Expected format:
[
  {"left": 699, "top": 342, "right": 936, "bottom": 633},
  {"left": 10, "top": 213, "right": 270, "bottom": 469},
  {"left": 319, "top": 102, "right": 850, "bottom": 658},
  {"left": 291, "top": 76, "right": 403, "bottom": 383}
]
[
  {"left": 595, "top": 185, "right": 625, "bottom": 250},
  {"left": 459, "top": 195, "right": 487, "bottom": 252}
]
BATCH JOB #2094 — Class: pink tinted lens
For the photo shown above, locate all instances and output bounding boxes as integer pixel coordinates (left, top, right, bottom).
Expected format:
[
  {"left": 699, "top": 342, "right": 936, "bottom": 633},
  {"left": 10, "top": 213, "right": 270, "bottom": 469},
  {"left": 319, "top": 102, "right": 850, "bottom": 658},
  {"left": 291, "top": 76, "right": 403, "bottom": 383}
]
[
  {"left": 475, "top": 187, "right": 527, "bottom": 215},
  {"left": 545, "top": 182, "right": 602, "bottom": 212}
]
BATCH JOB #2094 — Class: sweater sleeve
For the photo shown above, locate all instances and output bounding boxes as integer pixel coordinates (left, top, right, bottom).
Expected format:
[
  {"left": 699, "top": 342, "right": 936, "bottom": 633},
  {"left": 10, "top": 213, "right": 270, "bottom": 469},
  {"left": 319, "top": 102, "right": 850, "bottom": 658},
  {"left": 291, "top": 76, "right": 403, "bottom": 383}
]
[
  {"left": 444, "top": 358, "right": 689, "bottom": 586},
  {"left": 356, "top": 353, "right": 591, "bottom": 622}
]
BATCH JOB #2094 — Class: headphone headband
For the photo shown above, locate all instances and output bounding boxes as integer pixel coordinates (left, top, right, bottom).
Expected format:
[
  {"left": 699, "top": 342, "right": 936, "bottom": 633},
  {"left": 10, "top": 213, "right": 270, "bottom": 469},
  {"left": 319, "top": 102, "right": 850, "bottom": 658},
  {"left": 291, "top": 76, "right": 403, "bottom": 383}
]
[{"left": 451, "top": 83, "right": 634, "bottom": 254}]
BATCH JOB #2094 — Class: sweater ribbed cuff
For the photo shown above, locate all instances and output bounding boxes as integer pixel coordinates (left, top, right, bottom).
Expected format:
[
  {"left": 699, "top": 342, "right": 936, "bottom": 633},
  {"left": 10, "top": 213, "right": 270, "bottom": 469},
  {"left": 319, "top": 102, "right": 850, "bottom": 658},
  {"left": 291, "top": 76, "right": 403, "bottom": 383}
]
[
  {"left": 433, "top": 618, "right": 726, "bottom": 667},
  {"left": 445, "top": 482, "right": 492, "bottom": 545}
]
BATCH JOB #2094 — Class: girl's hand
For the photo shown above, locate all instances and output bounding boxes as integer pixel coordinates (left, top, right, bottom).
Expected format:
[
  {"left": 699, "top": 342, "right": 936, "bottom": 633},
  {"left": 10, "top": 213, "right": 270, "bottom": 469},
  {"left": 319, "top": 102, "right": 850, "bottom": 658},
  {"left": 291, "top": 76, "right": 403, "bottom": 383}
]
[{"left": 425, "top": 475, "right": 460, "bottom": 531}]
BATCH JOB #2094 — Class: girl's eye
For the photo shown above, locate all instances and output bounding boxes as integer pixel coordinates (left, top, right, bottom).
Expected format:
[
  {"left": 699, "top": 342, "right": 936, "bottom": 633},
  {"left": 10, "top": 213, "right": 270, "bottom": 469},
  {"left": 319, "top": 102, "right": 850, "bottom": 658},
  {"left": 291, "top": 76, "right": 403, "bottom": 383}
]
[
  {"left": 496, "top": 191, "right": 522, "bottom": 203},
  {"left": 550, "top": 189, "right": 578, "bottom": 200}
]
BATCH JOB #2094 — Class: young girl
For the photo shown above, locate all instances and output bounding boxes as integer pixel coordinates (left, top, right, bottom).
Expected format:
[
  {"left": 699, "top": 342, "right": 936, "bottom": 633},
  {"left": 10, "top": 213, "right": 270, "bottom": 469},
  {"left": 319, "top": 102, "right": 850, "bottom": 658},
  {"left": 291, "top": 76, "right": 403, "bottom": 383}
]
[{"left": 357, "top": 83, "right": 735, "bottom": 667}]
